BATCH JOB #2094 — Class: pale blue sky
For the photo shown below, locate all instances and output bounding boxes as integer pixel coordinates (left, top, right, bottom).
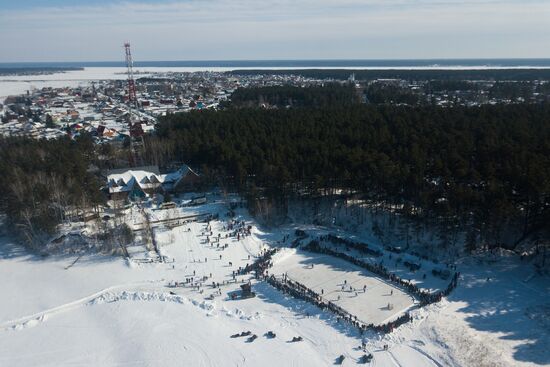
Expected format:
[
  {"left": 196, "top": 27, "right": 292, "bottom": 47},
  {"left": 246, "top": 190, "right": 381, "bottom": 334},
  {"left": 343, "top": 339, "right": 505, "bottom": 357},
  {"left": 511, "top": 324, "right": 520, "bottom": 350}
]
[{"left": 0, "top": 0, "right": 548, "bottom": 62}]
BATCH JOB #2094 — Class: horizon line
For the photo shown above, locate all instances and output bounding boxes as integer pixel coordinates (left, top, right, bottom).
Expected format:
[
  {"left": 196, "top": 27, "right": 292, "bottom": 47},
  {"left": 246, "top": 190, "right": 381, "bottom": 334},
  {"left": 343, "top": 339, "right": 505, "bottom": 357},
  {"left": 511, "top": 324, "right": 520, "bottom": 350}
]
[{"left": 2, "top": 57, "right": 550, "bottom": 65}]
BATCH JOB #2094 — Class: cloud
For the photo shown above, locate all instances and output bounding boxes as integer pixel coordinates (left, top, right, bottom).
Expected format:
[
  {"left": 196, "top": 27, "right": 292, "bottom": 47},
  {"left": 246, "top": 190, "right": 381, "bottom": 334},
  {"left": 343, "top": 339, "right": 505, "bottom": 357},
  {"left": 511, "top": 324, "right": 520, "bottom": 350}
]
[{"left": 0, "top": 0, "right": 549, "bottom": 61}]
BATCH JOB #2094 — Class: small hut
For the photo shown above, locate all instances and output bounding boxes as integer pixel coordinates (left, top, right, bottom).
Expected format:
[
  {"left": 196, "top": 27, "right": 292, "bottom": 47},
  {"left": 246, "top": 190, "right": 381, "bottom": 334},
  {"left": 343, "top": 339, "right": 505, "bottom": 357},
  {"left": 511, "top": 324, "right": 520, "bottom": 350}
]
[{"left": 240, "top": 283, "right": 255, "bottom": 299}]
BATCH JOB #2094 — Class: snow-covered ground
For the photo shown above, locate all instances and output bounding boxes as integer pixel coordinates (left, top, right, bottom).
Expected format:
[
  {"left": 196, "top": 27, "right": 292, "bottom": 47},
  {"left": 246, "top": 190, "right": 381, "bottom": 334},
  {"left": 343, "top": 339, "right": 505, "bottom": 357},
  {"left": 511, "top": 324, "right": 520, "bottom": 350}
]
[{"left": 0, "top": 195, "right": 548, "bottom": 366}]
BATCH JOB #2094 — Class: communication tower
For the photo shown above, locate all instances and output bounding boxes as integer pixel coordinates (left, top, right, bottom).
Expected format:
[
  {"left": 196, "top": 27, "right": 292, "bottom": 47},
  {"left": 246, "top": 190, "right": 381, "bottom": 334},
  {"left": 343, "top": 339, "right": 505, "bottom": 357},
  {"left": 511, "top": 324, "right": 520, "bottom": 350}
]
[{"left": 124, "top": 42, "right": 140, "bottom": 166}]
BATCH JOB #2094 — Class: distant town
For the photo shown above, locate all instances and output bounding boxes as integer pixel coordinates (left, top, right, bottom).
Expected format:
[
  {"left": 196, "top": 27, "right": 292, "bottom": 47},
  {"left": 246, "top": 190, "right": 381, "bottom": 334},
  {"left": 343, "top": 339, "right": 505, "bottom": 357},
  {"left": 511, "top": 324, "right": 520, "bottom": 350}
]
[
  {"left": 2, "top": 68, "right": 549, "bottom": 141},
  {"left": 0, "top": 71, "right": 327, "bottom": 140}
]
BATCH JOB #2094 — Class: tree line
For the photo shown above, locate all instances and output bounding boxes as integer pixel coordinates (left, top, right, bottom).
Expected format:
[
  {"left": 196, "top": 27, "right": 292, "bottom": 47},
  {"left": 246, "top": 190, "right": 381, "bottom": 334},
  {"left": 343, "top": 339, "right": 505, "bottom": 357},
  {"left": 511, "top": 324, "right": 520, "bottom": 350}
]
[
  {"left": 149, "top": 103, "right": 550, "bottom": 250},
  {"left": 227, "top": 84, "right": 360, "bottom": 108},
  {"left": 0, "top": 134, "right": 103, "bottom": 248},
  {"left": 229, "top": 69, "right": 550, "bottom": 81}
]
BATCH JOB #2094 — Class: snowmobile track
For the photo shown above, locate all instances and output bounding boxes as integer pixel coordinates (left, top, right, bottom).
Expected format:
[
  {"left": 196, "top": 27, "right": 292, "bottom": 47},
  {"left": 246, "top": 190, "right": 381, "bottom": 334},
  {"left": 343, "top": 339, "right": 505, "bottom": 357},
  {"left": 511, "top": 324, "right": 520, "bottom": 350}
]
[{"left": 0, "top": 281, "right": 163, "bottom": 331}]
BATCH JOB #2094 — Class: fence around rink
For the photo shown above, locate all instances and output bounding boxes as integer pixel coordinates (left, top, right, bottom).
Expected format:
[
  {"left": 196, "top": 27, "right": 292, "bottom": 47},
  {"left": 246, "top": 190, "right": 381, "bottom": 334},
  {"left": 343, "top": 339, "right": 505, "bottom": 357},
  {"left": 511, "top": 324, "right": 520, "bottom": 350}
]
[
  {"left": 266, "top": 274, "right": 413, "bottom": 334},
  {"left": 305, "top": 239, "right": 460, "bottom": 306},
  {"left": 234, "top": 236, "right": 459, "bottom": 334}
]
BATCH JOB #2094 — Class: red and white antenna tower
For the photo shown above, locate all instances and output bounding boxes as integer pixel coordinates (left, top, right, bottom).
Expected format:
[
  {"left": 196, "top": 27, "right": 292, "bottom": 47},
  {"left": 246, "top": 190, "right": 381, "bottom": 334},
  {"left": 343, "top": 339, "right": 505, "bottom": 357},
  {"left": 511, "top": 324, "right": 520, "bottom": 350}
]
[
  {"left": 124, "top": 42, "right": 137, "bottom": 106},
  {"left": 124, "top": 42, "right": 138, "bottom": 166}
]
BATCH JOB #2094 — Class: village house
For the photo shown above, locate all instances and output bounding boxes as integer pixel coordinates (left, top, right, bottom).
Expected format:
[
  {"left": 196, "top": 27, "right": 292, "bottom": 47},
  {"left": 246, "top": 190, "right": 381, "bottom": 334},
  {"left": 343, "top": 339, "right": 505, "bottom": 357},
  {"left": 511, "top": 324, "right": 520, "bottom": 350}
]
[{"left": 106, "top": 164, "right": 199, "bottom": 201}]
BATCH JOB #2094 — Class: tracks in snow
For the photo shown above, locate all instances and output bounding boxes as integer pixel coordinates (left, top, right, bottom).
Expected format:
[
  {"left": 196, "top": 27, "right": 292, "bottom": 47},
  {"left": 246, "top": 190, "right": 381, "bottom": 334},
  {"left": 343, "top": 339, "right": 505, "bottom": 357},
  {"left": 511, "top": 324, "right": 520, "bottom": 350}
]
[
  {"left": 376, "top": 344, "right": 442, "bottom": 367},
  {"left": 408, "top": 345, "right": 444, "bottom": 367},
  {"left": 0, "top": 281, "right": 164, "bottom": 331},
  {"left": 1, "top": 282, "right": 262, "bottom": 332},
  {"left": 386, "top": 350, "right": 403, "bottom": 367}
]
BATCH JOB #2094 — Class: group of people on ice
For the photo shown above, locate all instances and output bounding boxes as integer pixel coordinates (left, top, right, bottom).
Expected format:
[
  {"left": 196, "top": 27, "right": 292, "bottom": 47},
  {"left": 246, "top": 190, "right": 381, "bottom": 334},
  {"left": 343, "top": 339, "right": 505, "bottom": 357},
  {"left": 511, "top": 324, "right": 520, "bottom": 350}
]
[
  {"left": 222, "top": 219, "right": 253, "bottom": 241},
  {"left": 305, "top": 239, "right": 460, "bottom": 307},
  {"left": 239, "top": 248, "right": 278, "bottom": 278},
  {"left": 267, "top": 273, "right": 414, "bottom": 334}
]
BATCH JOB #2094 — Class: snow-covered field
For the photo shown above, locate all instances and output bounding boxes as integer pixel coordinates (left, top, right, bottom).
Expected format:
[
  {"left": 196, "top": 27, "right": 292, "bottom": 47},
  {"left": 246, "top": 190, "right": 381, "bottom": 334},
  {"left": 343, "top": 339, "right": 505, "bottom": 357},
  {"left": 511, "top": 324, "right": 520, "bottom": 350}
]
[{"left": 0, "top": 196, "right": 548, "bottom": 366}]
